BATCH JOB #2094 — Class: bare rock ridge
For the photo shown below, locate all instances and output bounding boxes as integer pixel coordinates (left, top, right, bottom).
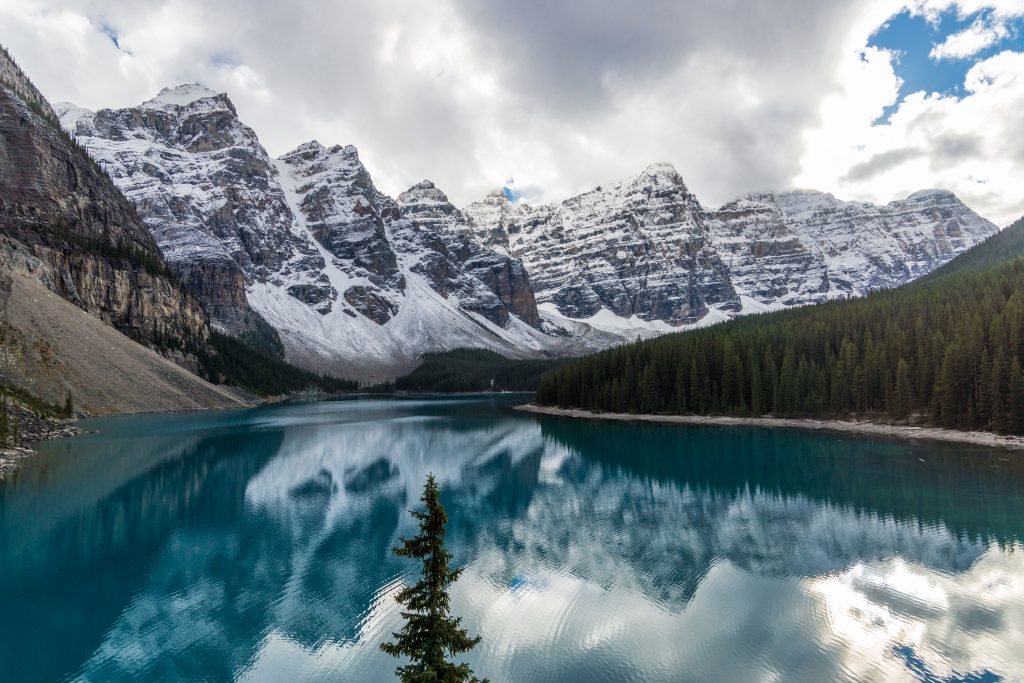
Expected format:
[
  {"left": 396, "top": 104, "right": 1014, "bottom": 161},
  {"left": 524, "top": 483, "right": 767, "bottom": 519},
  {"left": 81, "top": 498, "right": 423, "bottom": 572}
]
[
  {"left": 0, "top": 45, "right": 56, "bottom": 119},
  {"left": 54, "top": 79, "right": 998, "bottom": 376}
]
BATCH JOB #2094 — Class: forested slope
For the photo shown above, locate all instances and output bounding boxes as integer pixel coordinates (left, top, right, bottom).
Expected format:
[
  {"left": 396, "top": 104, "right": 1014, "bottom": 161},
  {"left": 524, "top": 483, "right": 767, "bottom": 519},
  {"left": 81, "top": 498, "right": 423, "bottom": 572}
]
[
  {"left": 390, "top": 349, "right": 564, "bottom": 393},
  {"left": 536, "top": 218, "right": 1024, "bottom": 434}
]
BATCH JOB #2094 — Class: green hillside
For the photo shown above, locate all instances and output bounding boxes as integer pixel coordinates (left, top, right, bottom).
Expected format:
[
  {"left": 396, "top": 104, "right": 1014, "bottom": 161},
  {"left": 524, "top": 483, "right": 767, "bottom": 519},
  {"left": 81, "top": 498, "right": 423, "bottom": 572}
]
[
  {"left": 536, "top": 219, "right": 1024, "bottom": 435},
  {"left": 198, "top": 332, "right": 358, "bottom": 396}
]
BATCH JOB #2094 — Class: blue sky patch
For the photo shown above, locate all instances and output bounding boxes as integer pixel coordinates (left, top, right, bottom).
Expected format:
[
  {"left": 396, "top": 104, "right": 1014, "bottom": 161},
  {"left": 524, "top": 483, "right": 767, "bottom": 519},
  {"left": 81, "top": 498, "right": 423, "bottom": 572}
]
[
  {"left": 99, "top": 24, "right": 120, "bottom": 50},
  {"left": 209, "top": 51, "right": 242, "bottom": 68},
  {"left": 868, "top": 8, "right": 1023, "bottom": 124}
]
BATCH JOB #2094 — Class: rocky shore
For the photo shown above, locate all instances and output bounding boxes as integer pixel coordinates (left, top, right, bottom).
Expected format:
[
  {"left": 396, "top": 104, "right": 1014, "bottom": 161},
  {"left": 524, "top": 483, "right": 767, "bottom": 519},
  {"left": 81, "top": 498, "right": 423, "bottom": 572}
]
[
  {"left": 516, "top": 404, "right": 1024, "bottom": 451},
  {"left": 0, "top": 403, "right": 81, "bottom": 476}
]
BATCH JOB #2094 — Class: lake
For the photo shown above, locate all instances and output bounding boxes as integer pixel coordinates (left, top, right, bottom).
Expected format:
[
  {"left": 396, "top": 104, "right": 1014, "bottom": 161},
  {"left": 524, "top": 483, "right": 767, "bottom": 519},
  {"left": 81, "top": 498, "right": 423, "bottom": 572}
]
[{"left": 1, "top": 395, "right": 1022, "bottom": 682}]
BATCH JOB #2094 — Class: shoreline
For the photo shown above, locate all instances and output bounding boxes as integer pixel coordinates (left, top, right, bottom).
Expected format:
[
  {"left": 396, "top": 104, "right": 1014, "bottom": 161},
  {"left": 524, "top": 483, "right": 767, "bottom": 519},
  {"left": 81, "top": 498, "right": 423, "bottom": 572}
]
[
  {"left": 515, "top": 404, "right": 1024, "bottom": 451},
  {"left": 0, "top": 418, "right": 83, "bottom": 476}
]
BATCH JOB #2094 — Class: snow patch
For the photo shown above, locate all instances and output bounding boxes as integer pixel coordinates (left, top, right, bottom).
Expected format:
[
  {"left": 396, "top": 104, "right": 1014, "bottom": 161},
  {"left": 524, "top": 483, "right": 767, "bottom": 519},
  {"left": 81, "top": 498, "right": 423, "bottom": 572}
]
[{"left": 142, "top": 84, "right": 221, "bottom": 109}]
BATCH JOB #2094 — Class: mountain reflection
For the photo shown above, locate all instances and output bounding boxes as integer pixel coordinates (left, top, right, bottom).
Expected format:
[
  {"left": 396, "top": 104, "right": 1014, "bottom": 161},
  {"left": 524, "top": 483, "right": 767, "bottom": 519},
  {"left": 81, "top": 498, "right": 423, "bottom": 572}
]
[{"left": 0, "top": 397, "right": 1021, "bottom": 682}]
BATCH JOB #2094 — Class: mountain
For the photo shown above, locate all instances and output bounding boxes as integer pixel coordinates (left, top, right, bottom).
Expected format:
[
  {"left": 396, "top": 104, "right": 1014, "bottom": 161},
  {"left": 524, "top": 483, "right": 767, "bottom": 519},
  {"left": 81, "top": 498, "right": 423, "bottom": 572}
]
[
  {"left": 708, "top": 189, "right": 997, "bottom": 309},
  {"left": 55, "top": 84, "right": 309, "bottom": 345},
  {"left": 0, "top": 47, "right": 249, "bottom": 412},
  {"left": 463, "top": 168, "right": 997, "bottom": 321},
  {"left": 463, "top": 163, "right": 739, "bottom": 326},
  {"left": 921, "top": 215, "right": 1024, "bottom": 279},
  {"left": 57, "top": 82, "right": 997, "bottom": 378},
  {"left": 57, "top": 91, "right": 617, "bottom": 379},
  {"left": 536, "top": 217, "right": 1024, "bottom": 435},
  {"left": 0, "top": 52, "right": 210, "bottom": 357}
]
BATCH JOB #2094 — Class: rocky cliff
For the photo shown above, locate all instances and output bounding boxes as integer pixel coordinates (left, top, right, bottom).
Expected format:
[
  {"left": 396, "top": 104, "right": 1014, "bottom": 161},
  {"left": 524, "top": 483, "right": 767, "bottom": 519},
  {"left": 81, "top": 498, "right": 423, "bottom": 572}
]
[
  {"left": 463, "top": 163, "right": 739, "bottom": 326},
  {"left": 396, "top": 179, "right": 540, "bottom": 328},
  {"left": 0, "top": 54, "right": 208, "bottom": 357},
  {"left": 706, "top": 189, "right": 997, "bottom": 308},
  {"left": 56, "top": 85, "right": 314, "bottom": 341}
]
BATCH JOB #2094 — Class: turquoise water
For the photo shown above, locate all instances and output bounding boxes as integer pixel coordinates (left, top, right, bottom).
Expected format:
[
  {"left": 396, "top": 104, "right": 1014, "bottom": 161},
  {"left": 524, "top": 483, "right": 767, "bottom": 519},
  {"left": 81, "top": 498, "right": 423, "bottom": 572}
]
[{"left": 1, "top": 396, "right": 1023, "bottom": 682}]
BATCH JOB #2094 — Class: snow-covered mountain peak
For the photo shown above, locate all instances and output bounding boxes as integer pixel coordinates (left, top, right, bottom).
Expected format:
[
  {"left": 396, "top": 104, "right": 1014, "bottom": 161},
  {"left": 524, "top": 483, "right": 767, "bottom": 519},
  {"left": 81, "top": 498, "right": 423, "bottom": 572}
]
[
  {"left": 56, "top": 72, "right": 1000, "bottom": 379},
  {"left": 483, "top": 188, "right": 512, "bottom": 204},
  {"left": 278, "top": 139, "right": 327, "bottom": 163},
  {"left": 705, "top": 186, "right": 997, "bottom": 311},
  {"left": 904, "top": 188, "right": 956, "bottom": 202},
  {"left": 142, "top": 83, "right": 225, "bottom": 110},
  {"left": 631, "top": 161, "right": 687, "bottom": 190},
  {"left": 397, "top": 180, "right": 451, "bottom": 206},
  {"left": 279, "top": 140, "right": 365, "bottom": 174},
  {"left": 641, "top": 161, "right": 682, "bottom": 177},
  {"left": 53, "top": 101, "right": 93, "bottom": 130}
]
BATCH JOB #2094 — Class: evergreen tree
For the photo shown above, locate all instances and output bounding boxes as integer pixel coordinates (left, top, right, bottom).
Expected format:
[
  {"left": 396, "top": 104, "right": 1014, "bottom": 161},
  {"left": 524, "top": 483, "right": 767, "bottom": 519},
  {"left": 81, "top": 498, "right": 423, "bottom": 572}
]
[
  {"left": 381, "top": 474, "right": 486, "bottom": 683},
  {"left": 749, "top": 352, "right": 763, "bottom": 416},
  {"left": 1009, "top": 357, "right": 1024, "bottom": 435},
  {"left": 688, "top": 358, "right": 701, "bottom": 414},
  {"left": 892, "top": 358, "right": 913, "bottom": 422}
]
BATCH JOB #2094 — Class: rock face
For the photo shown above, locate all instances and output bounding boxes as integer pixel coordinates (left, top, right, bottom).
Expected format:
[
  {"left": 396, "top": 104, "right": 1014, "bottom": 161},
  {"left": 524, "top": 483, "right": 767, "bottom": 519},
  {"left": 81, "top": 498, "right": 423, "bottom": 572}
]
[
  {"left": 396, "top": 179, "right": 540, "bottom": 328},
  {"left": 463, "top": 167, "right": 998, "bottom": 320},
  {"left": 463, "top": 163, "right": 738, "bottom": 325},
  {"left": 0, "top": 51, "right": 208, "bottom": 356},
  {"left": 705, "top": 189, "right": 998, "bottom": 308},
  {"left": 56, "top": 85, "right": 319, "bottom": 339}
]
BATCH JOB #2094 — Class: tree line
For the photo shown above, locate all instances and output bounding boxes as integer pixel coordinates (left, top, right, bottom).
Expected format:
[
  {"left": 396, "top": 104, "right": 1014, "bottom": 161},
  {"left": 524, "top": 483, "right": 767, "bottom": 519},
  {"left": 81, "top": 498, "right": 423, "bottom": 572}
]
[
  {"left": 386, "top": 348, "right": 565, "bottom": 393},
  {"left": 197, "top": 330, "right": 358, "bottom": 396},
  {"left": 537, "top": 218, "right": 1024, "bottom": 435}
]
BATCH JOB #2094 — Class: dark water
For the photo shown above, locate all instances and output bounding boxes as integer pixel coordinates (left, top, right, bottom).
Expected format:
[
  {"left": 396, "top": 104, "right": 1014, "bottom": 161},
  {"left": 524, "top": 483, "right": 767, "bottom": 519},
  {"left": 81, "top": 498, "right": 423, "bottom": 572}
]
[{"left": 1, "top": 396, "right": 1023, "bottom": 682}]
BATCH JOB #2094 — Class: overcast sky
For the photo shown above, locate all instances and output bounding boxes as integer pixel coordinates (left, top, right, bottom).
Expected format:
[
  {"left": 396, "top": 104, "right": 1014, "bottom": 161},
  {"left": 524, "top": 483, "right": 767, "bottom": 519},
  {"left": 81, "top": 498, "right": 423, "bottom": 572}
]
[{"left": 2, "top": 0, "right": 1022, "bottom": 224}]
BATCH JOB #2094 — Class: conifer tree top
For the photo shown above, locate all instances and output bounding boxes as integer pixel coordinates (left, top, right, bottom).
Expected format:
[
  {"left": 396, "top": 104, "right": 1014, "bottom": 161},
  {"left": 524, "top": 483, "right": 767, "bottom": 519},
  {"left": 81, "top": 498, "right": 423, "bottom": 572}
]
[{"left": 381, "top": 474, "right": 487, "bottom": 682}]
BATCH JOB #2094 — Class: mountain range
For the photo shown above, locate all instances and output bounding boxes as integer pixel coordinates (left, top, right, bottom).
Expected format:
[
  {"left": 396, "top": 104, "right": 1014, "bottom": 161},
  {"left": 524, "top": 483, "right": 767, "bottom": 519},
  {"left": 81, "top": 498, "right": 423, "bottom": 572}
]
[
  {"left": 0, "top": 45, "right": 999, "bottom": 385},
  {"left": 54, "top": 83, "right": 997, "bottom": 379}
]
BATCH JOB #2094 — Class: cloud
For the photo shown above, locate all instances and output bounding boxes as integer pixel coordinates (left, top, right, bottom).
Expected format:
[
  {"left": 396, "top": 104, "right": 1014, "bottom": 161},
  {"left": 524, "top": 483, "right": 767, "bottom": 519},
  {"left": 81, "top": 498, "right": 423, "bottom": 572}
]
[
  {"left": 799, "top": 46, "right": 1024, "bottom": 226},
  {"left": 843, "top": 147, "right": 924, "bottom": 181},
  {"left": 0, "top": 0, "right": 1021, "bottom": 226},
  {"left": 929, "top": 15, "right": 1010, "bottom": 59}
]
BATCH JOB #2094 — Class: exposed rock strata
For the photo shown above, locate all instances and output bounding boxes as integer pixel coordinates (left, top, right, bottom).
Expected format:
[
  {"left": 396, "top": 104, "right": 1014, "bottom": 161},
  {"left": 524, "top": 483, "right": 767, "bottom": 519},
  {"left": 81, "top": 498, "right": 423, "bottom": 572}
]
[{"left": 0, "top": 54, "right": 208, "bottom": 353}]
